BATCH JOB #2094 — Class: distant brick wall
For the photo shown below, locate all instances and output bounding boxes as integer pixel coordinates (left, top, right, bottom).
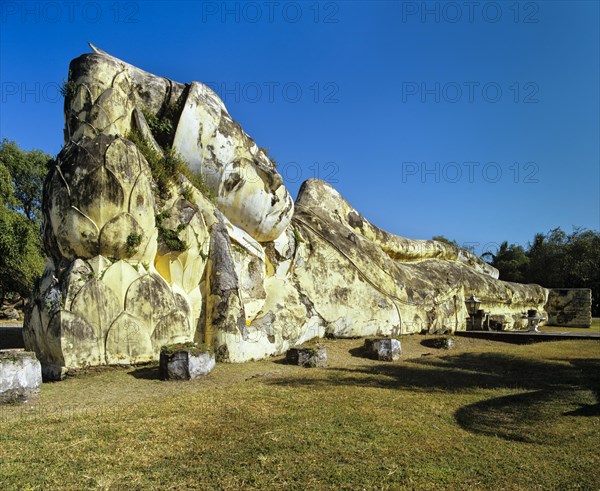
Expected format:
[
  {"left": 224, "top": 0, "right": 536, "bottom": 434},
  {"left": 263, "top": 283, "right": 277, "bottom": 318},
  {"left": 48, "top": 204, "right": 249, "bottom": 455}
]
[{"left": 545, "top": 289, "right": 592, "bottom": 327}]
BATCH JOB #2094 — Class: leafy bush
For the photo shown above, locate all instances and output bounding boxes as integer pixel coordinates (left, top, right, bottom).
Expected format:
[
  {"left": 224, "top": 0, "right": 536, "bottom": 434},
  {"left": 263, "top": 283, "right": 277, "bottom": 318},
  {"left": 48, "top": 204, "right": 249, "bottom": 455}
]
[
  {"left": 59, "top": 79, "right": 77, "bottom": 99},
  {"left": 127, "top": 129, "right": 215, "bottom": 204}
]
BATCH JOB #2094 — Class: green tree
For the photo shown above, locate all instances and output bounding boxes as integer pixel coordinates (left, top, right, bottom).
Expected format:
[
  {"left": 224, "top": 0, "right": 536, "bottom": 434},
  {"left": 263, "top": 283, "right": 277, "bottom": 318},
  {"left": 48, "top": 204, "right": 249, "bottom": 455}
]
[
  {"left": 0, "top": 205, "right": 45, "bottom": 303},
  {"left": 528, "top": 227, "right": 600, "bottom": 315},
  {"left": 0, "top": 140, "right": 50, "bottom": 302},
  {"left": 482, "top": 241, "right": 529, "bottom": 283},
  {"left": 0, "top": 160, "right": 14, "bottom": 206},
  {"left": 485, "top": 227, "right": 600, "bottom": 316},
  {"left": 0, "top": 138, "right": 52, "bottom": 222},
  {"left": 527, "top": 229, "right": 566, "bottom": 288}
]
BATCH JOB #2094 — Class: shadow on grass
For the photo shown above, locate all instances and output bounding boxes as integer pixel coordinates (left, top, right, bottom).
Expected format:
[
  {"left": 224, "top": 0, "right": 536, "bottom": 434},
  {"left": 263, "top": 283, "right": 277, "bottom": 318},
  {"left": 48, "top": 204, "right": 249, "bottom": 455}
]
[
  {"left": 420, "top": 338, "right": 450, "bottom": 349},
  {"left": 349, "top": 346, "right": 369, "bottom": 359},
  {"left": 264, "top": 352, "right": 600, "bottom": 441},
  {"left": 455, "top": 389, "right": 572, "bottom": 443},
  {"left": 128, "top": 364, "right": 161, "bottom": 380},
  {"left": 563, "top": 403, "right": 600, "bottom": 417},
  {"left": 562, "top": 358, "right": 600, "bottom": 417}
]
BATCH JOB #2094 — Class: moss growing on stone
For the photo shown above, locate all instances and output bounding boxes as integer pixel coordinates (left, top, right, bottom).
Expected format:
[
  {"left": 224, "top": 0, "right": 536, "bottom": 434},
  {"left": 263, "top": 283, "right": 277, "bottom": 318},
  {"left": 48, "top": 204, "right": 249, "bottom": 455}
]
[
  {"left": 431, "top": 336, "right": 455, "bottom": 350},
  {"left": 231, "top": 243, "right": 248, "bottom": 255},
  {"left": 59, "top": 79, "right": 76, "bottom": 99},
  {"left": 286, "top": 342, "right": 327, "bottom": 368},
  {"left": 298, "top": 341, "right": 325, "bottom": 357},
  {"left": 258, "top": 146, "right": 278, "bottom": 168},
  {"left": 141, "top": 101, "right": 184, "bottom": 149},
  {"left": 185, "top": 170, "right": 216, "bottom": 205},
  {"left": 128, "top": 127, "right": 217, "bottom": 254},
  {"left": 160, "top": 341, "right": 213, "bottom": 357},
  {"left": 0, "top": 350, "right": 31, "bottom": 363},
  {"left": 305, "top": 346, "right": 320, "bottom": 357},
  {"left": 293, "top": 227, "right": 304, "bottom": 244},
  {"left": 127, "top": 128, "right": 216, "bottom": 204},
  {"left": 125, "top": 232, "right": 143, "bottom": 255},
  {"left": 181, "top": 185, "right": 194, "bottom": 203},
  {"left": 155, "top": 211, "right": 188, "bottom": 252},
  {"left": 127, "top": 129, "right": 177, "bottom": 199}
]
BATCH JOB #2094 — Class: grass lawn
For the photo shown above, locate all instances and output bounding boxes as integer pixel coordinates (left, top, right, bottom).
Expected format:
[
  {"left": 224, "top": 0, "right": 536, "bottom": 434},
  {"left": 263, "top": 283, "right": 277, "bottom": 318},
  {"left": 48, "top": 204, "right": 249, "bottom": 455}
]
[
  {"left": 1, "top": 335, "right": 599, "bottom": 490},
  {"left": 540, "top": 317, "right": 600, "bottom": 334}
]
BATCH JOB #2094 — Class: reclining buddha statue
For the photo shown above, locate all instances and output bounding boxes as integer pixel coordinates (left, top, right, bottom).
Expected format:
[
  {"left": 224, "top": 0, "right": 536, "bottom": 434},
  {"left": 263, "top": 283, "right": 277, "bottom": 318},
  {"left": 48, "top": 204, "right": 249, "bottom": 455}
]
[{"left": 24, "top": 45, "right": 548, "bottom": 379}]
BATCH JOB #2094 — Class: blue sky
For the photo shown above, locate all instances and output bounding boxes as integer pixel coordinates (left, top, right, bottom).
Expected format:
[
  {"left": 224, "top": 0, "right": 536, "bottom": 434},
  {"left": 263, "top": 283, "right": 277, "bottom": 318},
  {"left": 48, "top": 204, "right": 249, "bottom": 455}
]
[{"left": 1, "top": 1, "right": 598, "bottom": 254}]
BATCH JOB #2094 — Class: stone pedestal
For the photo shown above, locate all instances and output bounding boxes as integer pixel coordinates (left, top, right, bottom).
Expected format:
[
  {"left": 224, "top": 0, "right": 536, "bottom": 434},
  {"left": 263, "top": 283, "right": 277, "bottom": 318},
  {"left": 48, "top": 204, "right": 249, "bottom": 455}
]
[
  {"left": 286, "top": 345, "right": 327, "bottom": 368},
  {"left": 364, "top": 338, "right": 401, "bottom": 361},
  {"left": 0, "top": 350, "right": 42, "bottom": 403},
  {"left": 159, "top": 344, "right": 215, "bottom": 380}
]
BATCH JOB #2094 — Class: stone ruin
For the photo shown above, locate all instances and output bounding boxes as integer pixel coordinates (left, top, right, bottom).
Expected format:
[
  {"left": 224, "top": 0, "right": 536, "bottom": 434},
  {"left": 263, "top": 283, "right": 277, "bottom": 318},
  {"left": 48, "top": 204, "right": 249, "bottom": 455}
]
[
  {"left": 546, "top": 289, "right": 592, "bottom": 327},
  {"left": 23, "top": 45, "right": 548, "bottom": 379}
]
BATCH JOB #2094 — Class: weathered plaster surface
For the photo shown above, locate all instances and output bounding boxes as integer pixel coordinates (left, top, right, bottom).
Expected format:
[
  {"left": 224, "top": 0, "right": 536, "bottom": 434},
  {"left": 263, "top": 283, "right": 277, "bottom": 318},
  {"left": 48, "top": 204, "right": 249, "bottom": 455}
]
[{"left": 24, "top": 46, "right": 549, "bottom": 376}]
